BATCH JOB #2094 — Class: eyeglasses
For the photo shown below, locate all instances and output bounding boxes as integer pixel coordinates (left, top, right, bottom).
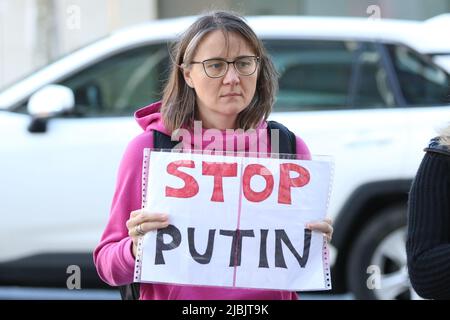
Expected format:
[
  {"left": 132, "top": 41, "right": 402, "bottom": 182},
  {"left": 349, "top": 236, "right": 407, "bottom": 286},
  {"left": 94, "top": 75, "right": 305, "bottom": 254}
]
[{"left": 189, "top": 56, "right": 260, "bottom": 78}]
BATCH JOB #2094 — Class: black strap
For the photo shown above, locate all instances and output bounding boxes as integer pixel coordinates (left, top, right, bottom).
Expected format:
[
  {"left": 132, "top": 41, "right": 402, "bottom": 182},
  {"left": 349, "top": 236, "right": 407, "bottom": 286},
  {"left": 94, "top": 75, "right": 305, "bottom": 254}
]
[
  {"left": 153, "top": 130, "right": 180, "bottom": 150},
  {"left": 118, "top": 282, "right": 140, "bottom": 300},
  {"left": 119, "top": 121, "right": 296, "bottom": 300},
  {"left": 267, "top": 120, "right": 297, "bottom": 156}
]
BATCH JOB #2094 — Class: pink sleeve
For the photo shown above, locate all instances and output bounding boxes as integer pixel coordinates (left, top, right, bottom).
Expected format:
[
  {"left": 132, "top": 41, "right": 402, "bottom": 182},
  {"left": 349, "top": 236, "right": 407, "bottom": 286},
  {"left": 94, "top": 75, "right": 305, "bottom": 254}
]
[
  {"left": 93, "top": 131, "right": 153, "bottom": 286},
  {"left": 295, "top": 135, "right": 312, "bottom": 160}
]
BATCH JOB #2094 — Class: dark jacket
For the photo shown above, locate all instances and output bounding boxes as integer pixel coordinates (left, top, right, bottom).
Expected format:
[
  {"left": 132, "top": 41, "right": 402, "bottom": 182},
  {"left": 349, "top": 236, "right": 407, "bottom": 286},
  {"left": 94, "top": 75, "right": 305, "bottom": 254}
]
[{"left": 406, "top": 137, "right": 450, "bottom": 299}]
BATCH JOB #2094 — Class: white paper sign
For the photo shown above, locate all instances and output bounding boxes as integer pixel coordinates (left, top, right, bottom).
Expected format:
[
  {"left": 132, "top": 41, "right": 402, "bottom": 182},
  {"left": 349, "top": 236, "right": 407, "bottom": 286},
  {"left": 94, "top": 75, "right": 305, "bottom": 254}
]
[{"left": 134, "top": 150, "right": 333, "bottom": 291}]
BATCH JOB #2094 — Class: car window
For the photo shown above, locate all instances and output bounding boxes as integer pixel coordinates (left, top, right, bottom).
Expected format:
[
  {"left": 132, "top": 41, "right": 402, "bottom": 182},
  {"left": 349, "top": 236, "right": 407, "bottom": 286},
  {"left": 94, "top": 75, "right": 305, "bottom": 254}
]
[
  {"left": 387, "top": 44, "right": 450, "bottom": 106},
  {"left": 264, "top": 40, "right": 394, "bottom": 111},
  {"left": 60, "top": 44, "right": 170, "bottom": 117},
  {"left": 351, "top": 43, "right": 395, "bottom": 107}
]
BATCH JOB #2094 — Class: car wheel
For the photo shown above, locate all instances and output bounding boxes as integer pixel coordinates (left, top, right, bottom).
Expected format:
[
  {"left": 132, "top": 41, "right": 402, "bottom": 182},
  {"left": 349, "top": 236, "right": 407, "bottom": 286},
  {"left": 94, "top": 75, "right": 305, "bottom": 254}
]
[{"left": 346, "top": 205, "right": 419, "bottom": 300}]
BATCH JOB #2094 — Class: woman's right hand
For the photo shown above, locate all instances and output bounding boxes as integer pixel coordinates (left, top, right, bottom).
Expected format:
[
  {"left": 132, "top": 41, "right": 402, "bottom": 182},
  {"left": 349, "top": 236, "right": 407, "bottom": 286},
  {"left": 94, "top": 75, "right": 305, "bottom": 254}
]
[{"left": 126, "top": 209, "right": 169, "bottom": 258}]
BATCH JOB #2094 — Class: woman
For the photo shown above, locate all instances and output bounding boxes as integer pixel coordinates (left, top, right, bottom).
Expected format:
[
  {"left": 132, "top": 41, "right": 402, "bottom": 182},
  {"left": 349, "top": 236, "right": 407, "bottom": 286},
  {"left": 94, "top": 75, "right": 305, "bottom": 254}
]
[
  {"left": 407, "top": 124, "right": 450, "bottom": 299},
  {"left": 94, "top": 11, "right": 333, "bottom": 300}
]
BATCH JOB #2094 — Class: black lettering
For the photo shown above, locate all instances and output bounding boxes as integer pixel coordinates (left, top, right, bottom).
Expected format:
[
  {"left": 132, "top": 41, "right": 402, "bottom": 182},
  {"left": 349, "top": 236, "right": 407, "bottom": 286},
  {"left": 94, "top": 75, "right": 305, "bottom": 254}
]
[
  {"left": 155, "top": 224, "right": 181, "bottom": 264},
  {"left": 219, "top": 229, "right": 255, "bottom": 266},
  {"left": 188, "top": 227, "right": 216, "bottom": 264},
  {"left": 275, "top": 228, "right": 311, "bottom": 268},
  {"left": 258, "top": 229, "right": 269, "bottom": 268}
]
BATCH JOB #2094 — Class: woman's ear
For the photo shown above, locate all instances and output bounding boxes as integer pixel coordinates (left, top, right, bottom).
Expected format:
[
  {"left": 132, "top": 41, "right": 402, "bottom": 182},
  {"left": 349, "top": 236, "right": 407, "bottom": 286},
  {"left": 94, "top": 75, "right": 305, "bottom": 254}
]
[{"left": 183, "top": 67, "right": 195, "bottom": 88}]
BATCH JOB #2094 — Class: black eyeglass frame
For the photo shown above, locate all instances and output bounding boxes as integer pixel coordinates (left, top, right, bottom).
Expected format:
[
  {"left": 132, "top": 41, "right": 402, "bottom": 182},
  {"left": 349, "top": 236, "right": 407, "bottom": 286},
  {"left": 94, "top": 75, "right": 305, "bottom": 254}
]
[{"left": 189, "top": 56, "right": 260, "bottom": 78}]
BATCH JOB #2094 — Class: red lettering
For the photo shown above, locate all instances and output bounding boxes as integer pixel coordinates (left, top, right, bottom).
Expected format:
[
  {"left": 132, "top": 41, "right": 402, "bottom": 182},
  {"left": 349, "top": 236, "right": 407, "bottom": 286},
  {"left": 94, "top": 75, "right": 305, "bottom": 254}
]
[
  {"left": 165, "top": 160, "right": 199, "bottom": 198},
  {"left": 243, "top": 164, "right": 274, "bottom": 202},
  {"left": 278, "top": 163, "right": 310, "bottom": 204},
  {"left": 165, "top": 159, "right": 310, "bottom": 205},
  {"left": 202, "top": 162, "right": 237, "bottom": 202}
]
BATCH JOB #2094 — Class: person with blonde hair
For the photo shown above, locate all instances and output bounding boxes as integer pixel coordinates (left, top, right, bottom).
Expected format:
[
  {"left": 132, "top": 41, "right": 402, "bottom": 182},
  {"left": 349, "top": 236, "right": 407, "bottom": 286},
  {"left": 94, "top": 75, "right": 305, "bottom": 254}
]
[
  {"left": 94, "top": 11, "right": 333, "bottom": 300},
  {"left": 407, "top": 123, "right": 450, "bottom": 299}
]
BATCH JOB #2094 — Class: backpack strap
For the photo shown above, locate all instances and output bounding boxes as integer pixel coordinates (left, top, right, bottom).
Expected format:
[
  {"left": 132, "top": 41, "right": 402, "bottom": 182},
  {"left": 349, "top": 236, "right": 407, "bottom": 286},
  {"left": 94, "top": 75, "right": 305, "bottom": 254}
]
[
  {"left": 267, "top": 120, "right": 297, "bottom": 156},
  {"left": 118, "top": 282, "right": 140, "bottom": 300},
  {"left": 424, "top": 137, "right": 450, "bottom": 157},
  {"left": 153, "top": 130, "right": 180, "bottom": 149}
]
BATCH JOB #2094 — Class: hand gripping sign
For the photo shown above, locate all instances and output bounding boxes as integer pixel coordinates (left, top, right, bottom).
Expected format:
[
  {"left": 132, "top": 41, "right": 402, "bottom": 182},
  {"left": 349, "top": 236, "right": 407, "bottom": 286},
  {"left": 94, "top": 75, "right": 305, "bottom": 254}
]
[{"left": 134, "top": 150, "right": 333, "bottom": 291}]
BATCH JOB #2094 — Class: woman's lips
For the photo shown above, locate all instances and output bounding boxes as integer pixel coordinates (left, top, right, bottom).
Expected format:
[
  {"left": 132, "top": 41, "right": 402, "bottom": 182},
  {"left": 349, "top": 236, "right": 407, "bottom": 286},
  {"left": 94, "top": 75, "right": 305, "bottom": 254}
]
[{"left": 221, "top": 93, "right": 242, "bottom": 97}]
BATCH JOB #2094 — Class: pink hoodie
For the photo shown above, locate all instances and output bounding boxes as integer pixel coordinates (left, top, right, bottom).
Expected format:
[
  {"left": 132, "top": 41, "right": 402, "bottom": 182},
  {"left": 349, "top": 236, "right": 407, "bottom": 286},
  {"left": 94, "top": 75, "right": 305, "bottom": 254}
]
[{"left": 93, "top": 101, "right": 311, "bottom": 300}]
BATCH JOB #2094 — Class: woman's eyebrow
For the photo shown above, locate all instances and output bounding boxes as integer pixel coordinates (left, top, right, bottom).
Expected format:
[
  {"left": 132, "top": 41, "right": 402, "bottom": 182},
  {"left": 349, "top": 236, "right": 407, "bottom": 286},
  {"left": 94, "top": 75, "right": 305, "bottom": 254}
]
[
  {"left": 203, "top": 55, "right": 255, "bottom": 61},
  {"left": 203, "top": 56, "right": 226, "bottom": 61}
]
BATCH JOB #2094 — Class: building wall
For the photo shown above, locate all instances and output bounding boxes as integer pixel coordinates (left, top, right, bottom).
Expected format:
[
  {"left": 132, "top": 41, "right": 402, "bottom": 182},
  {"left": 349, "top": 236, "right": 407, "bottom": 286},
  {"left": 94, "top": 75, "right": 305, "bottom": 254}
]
[
  {"left": 0, "top": 0, "right": 157, "bottom": 89},
  {"left": 1, "top": 0, "right": 449, "bottom": 89},
  {"left": 302, "top": 0, "right": 450, "bottom": 20},
  {"left": 0, "top": 0, "right": 35, "bottom": 89},
  {"left": 158, "top": 0, "right": 450, "bottom": 18}
]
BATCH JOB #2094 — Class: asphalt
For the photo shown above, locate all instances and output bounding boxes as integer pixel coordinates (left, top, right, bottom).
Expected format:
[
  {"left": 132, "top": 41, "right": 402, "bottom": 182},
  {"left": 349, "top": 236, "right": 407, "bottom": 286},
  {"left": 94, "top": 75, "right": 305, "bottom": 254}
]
[{"left": 0, "top": 287, "right": 354, "bottom": 300}]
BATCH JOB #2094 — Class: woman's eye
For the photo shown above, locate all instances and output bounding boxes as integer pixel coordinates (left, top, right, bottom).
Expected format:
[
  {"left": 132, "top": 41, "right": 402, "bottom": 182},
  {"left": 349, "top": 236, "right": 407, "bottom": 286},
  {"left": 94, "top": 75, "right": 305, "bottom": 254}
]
[
  {"left": 237, "top": 61, "right": 250, "bottom": 68},
  {"left": 208, "top": 63, "right": 224, "bottom": 69}
]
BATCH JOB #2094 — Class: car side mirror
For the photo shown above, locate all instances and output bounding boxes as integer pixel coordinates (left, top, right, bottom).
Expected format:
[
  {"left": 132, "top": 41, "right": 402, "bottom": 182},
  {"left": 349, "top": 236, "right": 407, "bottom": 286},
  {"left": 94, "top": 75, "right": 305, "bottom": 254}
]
[{"left": 27, "top": 85, "right": 75, "bottom": 133}]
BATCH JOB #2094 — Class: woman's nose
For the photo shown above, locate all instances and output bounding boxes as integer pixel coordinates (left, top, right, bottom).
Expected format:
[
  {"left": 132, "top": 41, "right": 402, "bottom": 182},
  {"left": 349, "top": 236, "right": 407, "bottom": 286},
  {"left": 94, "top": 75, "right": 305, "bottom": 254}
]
[{"left": 222, "top": 64, "right": 240, "bottom": 85}]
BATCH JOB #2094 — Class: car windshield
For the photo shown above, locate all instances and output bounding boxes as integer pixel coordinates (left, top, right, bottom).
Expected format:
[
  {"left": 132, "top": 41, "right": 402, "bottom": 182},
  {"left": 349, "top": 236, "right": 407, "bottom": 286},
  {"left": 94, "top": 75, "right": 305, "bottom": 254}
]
[{"left": 265, "top": 39, "right": 395, "bottom": 111}]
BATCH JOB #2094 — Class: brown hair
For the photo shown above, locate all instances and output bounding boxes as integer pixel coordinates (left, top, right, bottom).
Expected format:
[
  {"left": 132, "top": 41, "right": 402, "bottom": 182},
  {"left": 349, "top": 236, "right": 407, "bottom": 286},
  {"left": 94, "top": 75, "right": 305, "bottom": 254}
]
[{"left": 161, "top": 11, "right": 278, "bottom": 132}]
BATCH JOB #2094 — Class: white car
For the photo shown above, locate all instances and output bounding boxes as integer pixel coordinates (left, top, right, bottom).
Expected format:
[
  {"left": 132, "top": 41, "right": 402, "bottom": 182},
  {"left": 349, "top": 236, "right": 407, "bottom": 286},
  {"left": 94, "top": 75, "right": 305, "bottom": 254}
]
[
  {"left": 411, "top": 14, "right": 450, "bottom": 72},
  {"left": 0, "top": 15, "right": 449, "bottom": 299}
]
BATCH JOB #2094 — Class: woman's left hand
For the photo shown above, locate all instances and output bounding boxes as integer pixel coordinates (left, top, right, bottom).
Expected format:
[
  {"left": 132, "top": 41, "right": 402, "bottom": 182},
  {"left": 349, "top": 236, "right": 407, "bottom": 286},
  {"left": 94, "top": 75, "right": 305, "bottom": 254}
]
[{"left": 306, "top": 217, "right": 333, "bottom": 242}]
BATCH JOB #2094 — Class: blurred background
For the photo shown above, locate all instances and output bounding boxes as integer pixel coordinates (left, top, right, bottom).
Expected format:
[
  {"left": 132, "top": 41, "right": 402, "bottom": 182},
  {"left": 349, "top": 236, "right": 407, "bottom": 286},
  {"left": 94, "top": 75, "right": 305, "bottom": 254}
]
[
  {"left": 2, "top": 0, "right": 450, "bottom": 90},
  {"left": 0, "top": 0, "right": 449, "bottom": 300}
]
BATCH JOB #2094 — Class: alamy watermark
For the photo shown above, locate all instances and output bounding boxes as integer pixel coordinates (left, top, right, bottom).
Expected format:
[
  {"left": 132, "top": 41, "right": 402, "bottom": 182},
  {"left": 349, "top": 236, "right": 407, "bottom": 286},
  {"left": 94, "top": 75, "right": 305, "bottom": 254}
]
[
  {"left": 170, "top": 120, "right": 284, "bottom": 159},
  {"left": 366, "top": 5, "right": 382, "bottom": 20},
  {"left": 66, "top": 5, "right": 81, "bottom": 30},
  {"left": 66, "top": 265, "right": 81, "bottom": 290},
  {"left": 366, "top": 265, "right": 381, "bottom": 290}
]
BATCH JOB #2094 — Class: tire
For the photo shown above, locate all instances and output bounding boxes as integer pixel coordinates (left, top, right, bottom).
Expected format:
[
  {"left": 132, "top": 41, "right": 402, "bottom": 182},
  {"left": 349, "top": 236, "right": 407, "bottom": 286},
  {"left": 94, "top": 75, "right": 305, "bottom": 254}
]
[{"left": 346, "top": 205, "right": 416, "bottom": 300}]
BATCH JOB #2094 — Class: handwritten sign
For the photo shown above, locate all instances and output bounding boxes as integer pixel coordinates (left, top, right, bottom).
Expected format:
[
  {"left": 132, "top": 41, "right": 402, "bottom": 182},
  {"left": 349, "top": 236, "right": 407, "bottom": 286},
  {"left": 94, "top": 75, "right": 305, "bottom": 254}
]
[{"left": 134, "top": 150, "right": 333, "bottom": 291}]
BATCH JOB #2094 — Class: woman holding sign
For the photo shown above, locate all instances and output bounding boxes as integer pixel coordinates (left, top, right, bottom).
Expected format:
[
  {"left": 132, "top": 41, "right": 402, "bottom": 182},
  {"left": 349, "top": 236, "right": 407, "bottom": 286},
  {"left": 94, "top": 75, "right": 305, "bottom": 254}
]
[
  {"left": 94, "top": 10, "right": 333, "bottom": 300},
  {"left": 407, "top": 124, "right": 450, "bottom": 299}
]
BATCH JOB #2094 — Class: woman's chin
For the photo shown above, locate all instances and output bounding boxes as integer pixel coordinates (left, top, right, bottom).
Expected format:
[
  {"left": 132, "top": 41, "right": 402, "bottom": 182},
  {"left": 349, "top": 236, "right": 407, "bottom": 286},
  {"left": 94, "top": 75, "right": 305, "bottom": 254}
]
[{"left": 219, "top": 103, "right": 247, "bottom": 115}]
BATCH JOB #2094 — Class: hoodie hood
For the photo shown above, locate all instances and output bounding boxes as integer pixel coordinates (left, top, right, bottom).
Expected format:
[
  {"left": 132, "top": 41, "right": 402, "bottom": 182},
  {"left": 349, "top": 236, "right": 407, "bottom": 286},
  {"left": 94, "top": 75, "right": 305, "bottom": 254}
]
[
  {"left": 135, "top": 101, "right": 170, "bottom": 135},
  {"left": 134, "top": 101, "right": 269, "bottom": 153}
]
